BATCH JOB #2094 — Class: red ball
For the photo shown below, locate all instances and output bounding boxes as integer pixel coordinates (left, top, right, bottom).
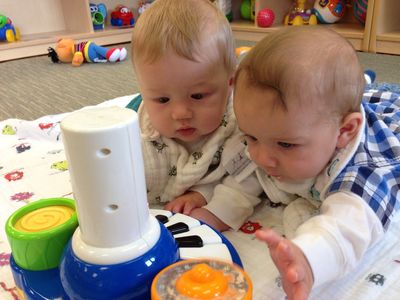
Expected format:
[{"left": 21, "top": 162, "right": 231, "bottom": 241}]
[{"left": 257, "top": 8, "right": 275, "bottom": 28}]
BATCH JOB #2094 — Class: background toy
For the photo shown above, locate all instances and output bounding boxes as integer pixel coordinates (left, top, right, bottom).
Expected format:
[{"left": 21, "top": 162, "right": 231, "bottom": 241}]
[
  {"left": 111, "top": 5, "right": 135, "bottom": 26},
  {"left": 257, "top": 8, "right": 275, "bottom": 27},
  {"left": 89, "top": 3, "right": 107, "bottom": 30},
  {"left": 0, "top": 14, "right": 20, "bottom": 42},
  {"left": 240, "top": 0, "right": 252, "bottom": 20},
  {"left": 47, "top": 38, "right": 127, "bottom": 67},
  {"left": 353, "top": 0, "right": 368, "bottom": 24},
  {"left": 236, "top": 46, "right": 252, "bottom": 58},
  {"left": 284, "top": 0, "right": 317, "bottom": 26},
  {"left": 313, "top": 0, "right": 346, "bottom": 24},
  {"left": 138, "top": 0, "right": 154, "bottom": 15}
]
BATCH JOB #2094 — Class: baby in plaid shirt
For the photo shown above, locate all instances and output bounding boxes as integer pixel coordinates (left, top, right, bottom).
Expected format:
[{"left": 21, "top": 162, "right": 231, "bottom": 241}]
[{"left": 233, "top": 26, "right": 400, "bottom": 299}]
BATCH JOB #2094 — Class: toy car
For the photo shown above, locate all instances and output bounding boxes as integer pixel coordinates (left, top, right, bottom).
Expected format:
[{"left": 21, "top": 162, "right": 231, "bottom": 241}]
[
  {"left": 0, "top": 14, "right": 20, "bottom": 42},
  {"left": 111, "top": 5, "right": 135, "bottom": 27}
]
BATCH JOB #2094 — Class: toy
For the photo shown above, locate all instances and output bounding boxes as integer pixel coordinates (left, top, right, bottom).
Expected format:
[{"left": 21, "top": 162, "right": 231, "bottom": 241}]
[
  {"left": 353, "top": 0, "right": 368, "bottom": 24},
  {"left": 89, "top": 3, "right": 107, "bottom": 30},
  {"left": 257, "top": 8, "right": 275, "bottom": 27},
  {"left": 47, "top": 38, "right": 127, "bottom": 67},
  {"left": 111, "top": 5, "right": 135, "bottom": 26},
  {"left": 152, "top": 259, "right": 252, "bottom": 299},
  {"left": 284, "top": 0, "right": 318, "bottom": 26},
  {"left": 313, "top": 0, "right": 346, "bottom": 24},
  {"left": 240, "top": 0, "right": 252, "bottom": 20},
  {"left": 0, "top": 14, "right": 20, "bottom": 42},
  {"left": 138, "top": 1, "right": 154, "bottom": 15},
  {"left": 236, "top": 46, "right": 252, "bottom": 58},
  {"left": 5, "top": 106, "right": 243, "bottom": 300}
]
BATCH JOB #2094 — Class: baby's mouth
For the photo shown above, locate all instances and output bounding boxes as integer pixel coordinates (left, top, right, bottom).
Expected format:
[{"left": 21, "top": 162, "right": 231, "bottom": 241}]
[{"left": 177, "top": 127, "right": 196, "bottom": 136}]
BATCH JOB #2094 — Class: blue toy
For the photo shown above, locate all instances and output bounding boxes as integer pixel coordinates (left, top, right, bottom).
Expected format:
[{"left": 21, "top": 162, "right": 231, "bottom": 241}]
[
  {"left": 89, "top": 3, "right": 107, "bottom": 30},
  {"left": 0, "top": 14, "right": 20, "bottom": 42},
  {"left": 5, "top": 107, "right": 243, "bottom": 300}
]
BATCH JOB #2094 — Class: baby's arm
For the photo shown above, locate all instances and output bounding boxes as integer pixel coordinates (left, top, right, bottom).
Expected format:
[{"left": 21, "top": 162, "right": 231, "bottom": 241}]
[
  {"left": 255, "top": 228, "right": 313, "bottom": 300},
  {"left": 204, "top": 172, "right": 263, "bottom": 230},
  {"left": 259, "top": 192, "right": 384, "bottom": 299},
  {"left": 190, "top": 207, "right": 230, "bottom": 232},
  {"left": 163, "top": 190, "right": 230, "bottom": 231}
]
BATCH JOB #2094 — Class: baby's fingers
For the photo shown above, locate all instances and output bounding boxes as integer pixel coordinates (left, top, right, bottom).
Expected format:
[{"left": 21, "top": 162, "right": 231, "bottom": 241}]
[
  {"left": 255, "top": 228, "right": 283, "bottom": 249},
  {"left": 164, "top": 201, "right": 183, "bottom": 213},
  {"left": 182, "top": 202, "right": 196, "bottom": 215}
]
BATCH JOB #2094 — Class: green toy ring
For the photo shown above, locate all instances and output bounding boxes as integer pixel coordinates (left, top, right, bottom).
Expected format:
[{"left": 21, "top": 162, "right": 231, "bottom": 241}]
[{"left": 5, "top": 198, "right": 78, "bottom": 271}]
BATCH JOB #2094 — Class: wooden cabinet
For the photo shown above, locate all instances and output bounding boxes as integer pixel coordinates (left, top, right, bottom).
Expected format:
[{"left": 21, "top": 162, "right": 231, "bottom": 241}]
[
  {"left": 0, "top": 0, "right": 137, "bottom": 62},
  {"left": 230, "top": 0, "right": 374, "bottom": 51},
  {"left": 369, "top": 0, "right": 400, "bottom": 54}
]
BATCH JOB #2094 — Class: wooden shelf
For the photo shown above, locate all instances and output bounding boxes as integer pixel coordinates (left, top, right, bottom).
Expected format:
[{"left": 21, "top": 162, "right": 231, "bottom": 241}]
[
  {"left": 231, "top": 0, "right": 374, "bottom": 52},
  {"left": 231, "top": 21, "right": 366, "bottom": 50},
  {"left": 0, "top": 0, "right": 136, "bottom": 62}
]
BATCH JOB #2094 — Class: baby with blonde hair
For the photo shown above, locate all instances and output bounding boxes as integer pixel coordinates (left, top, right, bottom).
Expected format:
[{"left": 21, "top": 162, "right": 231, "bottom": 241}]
[{"left": 129, "top": 0, "right": 262, "bottom": 231}]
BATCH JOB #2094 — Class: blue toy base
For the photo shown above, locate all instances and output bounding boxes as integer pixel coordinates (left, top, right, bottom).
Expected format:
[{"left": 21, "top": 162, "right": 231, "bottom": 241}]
[{"left": 10, "top": 212, "right": 242, "bottom": 300}]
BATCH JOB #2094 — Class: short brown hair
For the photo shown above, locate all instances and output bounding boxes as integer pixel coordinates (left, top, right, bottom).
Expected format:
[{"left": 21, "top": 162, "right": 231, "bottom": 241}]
[
  {"left": 235, "top": 26, "right": 365, "bottom": 117},
  {"left": 132, "top": 0, "right": 236, "bottom": 75}
]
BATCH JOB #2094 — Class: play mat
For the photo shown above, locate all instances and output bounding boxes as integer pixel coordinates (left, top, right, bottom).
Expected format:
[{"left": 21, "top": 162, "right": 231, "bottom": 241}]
[{"left": 1, "top": 90, "right": 400, "bottom": 300}]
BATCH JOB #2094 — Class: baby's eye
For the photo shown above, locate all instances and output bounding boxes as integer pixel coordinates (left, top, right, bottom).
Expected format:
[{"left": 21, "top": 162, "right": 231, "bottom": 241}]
[
  {"left": 158, "top": 97, "right": 170, "bottom": 104},
  {"left": 191, "top": 93, "right": 203, "bottom": 100},
  {"left": 278, "top": 142, "right": 294, "bottom": 148},
  {"left": 244, "top": 135, "right": 257, "bottom": 143}
]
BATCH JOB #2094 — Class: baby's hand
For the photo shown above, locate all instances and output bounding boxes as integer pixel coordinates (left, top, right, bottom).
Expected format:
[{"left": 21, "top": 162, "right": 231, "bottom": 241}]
[
  {"left": 189, "top": 208, "right": 230, "bottom": 232},
  {"left": 164, "top": 191, "right": 206, "bottom": 215},
  {"left": 256, "top": 228, "right": 313, "bottom": 300}
]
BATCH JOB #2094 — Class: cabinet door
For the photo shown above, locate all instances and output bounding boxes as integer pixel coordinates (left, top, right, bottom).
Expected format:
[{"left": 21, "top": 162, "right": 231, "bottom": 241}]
[{"left": 370, "top": 0, "right": 400, "bottom": 54}]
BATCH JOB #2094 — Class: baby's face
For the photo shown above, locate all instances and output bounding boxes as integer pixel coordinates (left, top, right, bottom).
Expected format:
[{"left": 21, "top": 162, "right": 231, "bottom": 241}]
[
  {"left": 234, "top": 81, "right": 341, "bottom": 183},
  {"left": 135, "top": 50, "right": 232, "bottom": 143}
]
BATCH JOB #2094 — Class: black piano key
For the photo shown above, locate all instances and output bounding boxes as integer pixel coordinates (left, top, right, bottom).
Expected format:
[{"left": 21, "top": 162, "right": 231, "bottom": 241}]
[
  {"left": 175, "top": 235, "right": 203, "bottom": 248},
  {"left": 155, "top": 214, "right": 169, "bottom": 224},
  {"left": 167, "top": 222, "right": 189, "bottom": 235}
]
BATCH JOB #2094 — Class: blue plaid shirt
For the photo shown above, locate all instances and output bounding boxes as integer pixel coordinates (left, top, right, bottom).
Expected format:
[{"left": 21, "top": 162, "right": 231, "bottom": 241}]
[{"left": 327, "top": 90, "right": 400, "bottom": 230}]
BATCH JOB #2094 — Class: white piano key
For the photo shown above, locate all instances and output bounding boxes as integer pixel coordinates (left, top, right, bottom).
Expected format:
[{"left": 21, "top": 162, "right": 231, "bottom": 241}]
[
  {"left": 173, "top": 224, "right": 222, "bottom": 244},
  {"left": 164, "top": 213, "right": 201, "bottom": 229},
  {"left": 179, "top": 244, "right": 232, "bottom": 262}
]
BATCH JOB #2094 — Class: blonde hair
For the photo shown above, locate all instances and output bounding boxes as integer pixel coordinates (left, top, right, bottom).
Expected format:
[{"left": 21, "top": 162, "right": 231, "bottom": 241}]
[
  {"left": 132, "top": 0, "right": 236, "bottom": 74},
  {"left": 235, "top": 26, "right": 365, "bottom": 117}
]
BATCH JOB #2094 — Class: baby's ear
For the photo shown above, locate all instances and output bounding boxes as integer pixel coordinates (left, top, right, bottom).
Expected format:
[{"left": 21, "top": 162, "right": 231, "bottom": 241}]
[{"left": 336, "top": 112, "right": 362, "bottom": 149}]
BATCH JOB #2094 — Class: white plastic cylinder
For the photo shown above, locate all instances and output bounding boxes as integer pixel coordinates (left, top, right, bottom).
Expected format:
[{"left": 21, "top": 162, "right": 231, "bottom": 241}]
[{"left": 61, "top": 106, "right": 159, "bottom": 264}]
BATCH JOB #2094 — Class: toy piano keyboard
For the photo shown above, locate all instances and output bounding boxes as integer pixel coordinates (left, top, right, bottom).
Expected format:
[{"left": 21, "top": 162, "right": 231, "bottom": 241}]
[
  {"left": 151, "top": 209, "right": 241, "bottom": 264},
  {"left": 7, "top": 206, "right": 241, "bottom": 300}
]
